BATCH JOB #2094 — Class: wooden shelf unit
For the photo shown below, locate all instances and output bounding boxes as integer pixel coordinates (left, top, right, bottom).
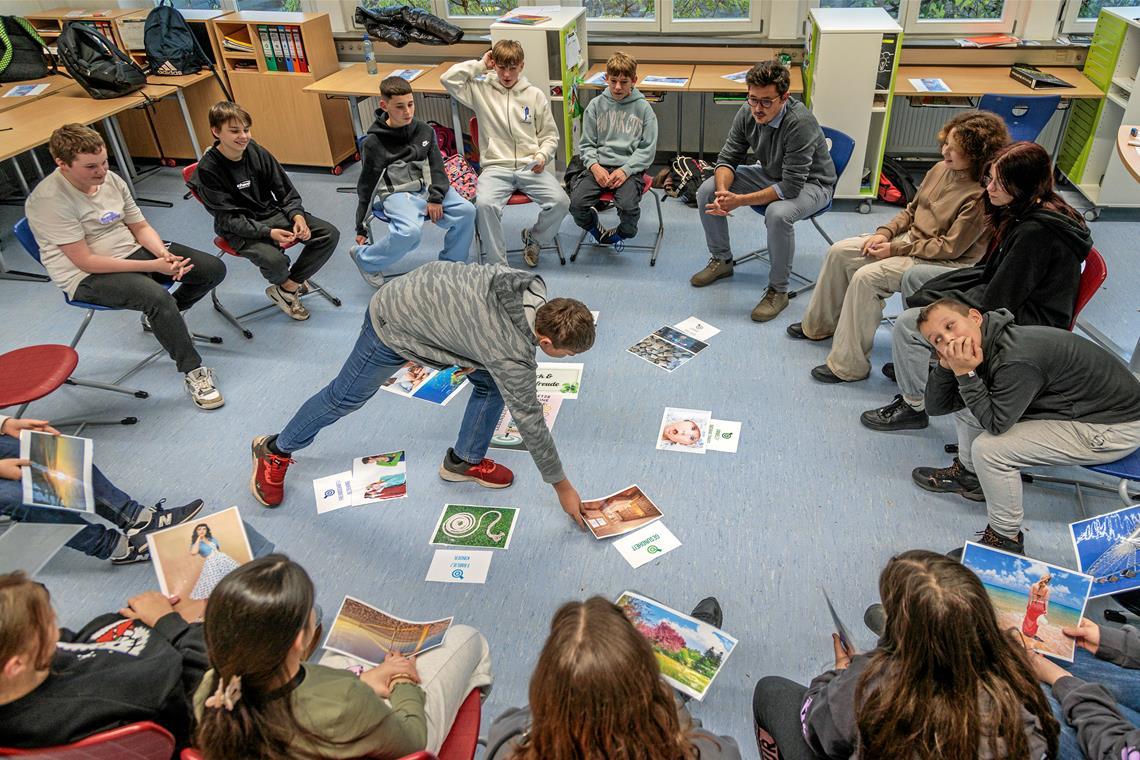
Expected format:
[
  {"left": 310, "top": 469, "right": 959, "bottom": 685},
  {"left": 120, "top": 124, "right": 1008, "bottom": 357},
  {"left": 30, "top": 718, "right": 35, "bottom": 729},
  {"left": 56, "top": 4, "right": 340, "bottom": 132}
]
[
  {"left": 209, "top": 11, "right": 353, "bottom": 168},
  {"left": 25, "top": 7, "right": 134, "bottom": 52}
]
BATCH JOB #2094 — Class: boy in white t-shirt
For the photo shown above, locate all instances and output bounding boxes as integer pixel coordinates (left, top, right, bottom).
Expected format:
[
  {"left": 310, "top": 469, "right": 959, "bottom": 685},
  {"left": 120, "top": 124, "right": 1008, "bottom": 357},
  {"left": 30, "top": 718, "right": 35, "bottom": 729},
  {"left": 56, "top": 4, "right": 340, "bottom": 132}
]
[{"left": 25, "top": 124, "right": 226, "bottom": 409}]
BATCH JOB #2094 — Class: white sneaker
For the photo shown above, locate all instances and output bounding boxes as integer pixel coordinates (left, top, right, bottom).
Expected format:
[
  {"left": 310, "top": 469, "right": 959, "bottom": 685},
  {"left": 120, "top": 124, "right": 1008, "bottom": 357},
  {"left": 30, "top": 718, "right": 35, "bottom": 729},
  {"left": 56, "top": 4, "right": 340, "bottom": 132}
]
[
  {"left": 265, "top": 284, "right": 310, "bottom": 321},
  {"left": 348, "top": 246, "right": 386, "bottom": 289},
  {"left": 521, "top": 228, "right": 540, "bottom": 268},
  {"left": 185, "top": 367, "right": 224, "bottom": 409}
]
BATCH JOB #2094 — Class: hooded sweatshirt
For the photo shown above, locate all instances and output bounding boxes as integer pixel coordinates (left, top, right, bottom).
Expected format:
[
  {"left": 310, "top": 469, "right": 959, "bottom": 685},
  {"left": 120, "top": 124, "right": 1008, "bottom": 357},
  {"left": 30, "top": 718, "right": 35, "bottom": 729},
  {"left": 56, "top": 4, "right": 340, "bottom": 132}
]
[
  {"left": 926, "top": 309, "right": 1140, "bottom": 435},
  {"left": 908, "top": 207, "right": 1091, "bottom": 329},
  {"left": 876, "top": 161, "right": 990, "bottom": 263},
  {"left": 354, "top": 111, "right": 449, "bottom": 236},
  {"left": 190, "top": 141, "right": 305, "bottom": 244},
  {"left": 579, "top": 87, "right": 658, "bottom": 176},
  {"left": 441, "top": 59, "right": 560, "bottom": 170},
  {"left": 368, "top": 261, "right": 566, "bottom": 484}
]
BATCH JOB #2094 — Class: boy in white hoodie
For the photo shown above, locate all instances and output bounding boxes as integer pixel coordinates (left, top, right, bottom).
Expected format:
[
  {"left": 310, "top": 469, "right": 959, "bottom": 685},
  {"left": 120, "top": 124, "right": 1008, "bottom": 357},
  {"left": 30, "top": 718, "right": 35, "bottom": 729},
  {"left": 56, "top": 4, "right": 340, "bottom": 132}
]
[{"left": 442, "top": 40, "right": 568, "bottom": 268}]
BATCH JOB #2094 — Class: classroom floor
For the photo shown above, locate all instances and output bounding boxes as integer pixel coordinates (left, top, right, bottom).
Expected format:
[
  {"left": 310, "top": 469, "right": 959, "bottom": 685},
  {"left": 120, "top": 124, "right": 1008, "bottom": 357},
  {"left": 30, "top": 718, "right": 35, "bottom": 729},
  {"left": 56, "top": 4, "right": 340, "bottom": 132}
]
[{"left": 1, "top": 161, "right": 1137, "bottom": 758}]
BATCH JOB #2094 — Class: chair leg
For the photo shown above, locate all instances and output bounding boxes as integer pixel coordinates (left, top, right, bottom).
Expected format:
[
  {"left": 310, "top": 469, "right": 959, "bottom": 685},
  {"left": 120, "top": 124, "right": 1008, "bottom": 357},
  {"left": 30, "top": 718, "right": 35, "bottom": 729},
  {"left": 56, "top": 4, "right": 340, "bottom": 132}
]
[
  {"left": 306, "top": 277, "right": 343, "bottom": 307},
  {"left": 68, "top": 309, "right": 96, "bottom": 349},
  {"left": 570, "top": 228, "right": 589, "bottom": 263},
  {"left": 66, "top": 376, "right": 149, "bottom": 399},
  {"left": 112, "top": 347, "right": 166, "bottom": 386},
  {"left": 650, "top": 189, "right": 664, "bottom": 267},
  {"left": 553, "top": 237, "right": 566, "bottom": 266},
  {"left": 1023, "top": 472, "right": 1139, "bottom": 508},
  {"left": 191, "top": 332, "right": 223, "bottom": 345},
  {"left": 212, "top": 288, "right": 254, "bottom": 339},
  {"left": 52, "top": 414, "right": 139, "bottom": 437}
]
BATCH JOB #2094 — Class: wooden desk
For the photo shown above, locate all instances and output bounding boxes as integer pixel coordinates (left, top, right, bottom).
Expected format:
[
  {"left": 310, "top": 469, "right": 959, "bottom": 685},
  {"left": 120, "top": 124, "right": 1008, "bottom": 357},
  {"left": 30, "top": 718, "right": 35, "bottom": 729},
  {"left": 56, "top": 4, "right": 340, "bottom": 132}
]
[
  {"left": 580, "top": 63, "right": 695, "bottom": 91},
  {"left": 304, "top": 63, "right": 438, "bottom": 141},
  {"left": 688, "top": 64, "right": 804, "bottom": 94},
  {"left": 413, "top": 61, "right": 462, "bottom": 95},
  {"left": 0, "top": 75, "right": 75, "bottom": 112},
  {"left": 1116, "top": 125, "right": 1140, "bottom": 183},
  {"left": 894, "top": 66, "right": 1102, "bottom": 98}
]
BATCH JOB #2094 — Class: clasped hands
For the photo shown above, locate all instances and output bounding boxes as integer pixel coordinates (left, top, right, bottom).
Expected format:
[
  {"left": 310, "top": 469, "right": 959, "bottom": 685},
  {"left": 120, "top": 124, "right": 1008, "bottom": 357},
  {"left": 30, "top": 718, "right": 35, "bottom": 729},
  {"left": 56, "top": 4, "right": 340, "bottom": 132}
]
[
  {"left": 270, "top": 215, "right": 312, "bottom": 248},
  {"left": 704, "top": 189, "right": 743, "bottom": 217},
  {"left": 589, "top": 164, "right": 629, "bottom": 189}
]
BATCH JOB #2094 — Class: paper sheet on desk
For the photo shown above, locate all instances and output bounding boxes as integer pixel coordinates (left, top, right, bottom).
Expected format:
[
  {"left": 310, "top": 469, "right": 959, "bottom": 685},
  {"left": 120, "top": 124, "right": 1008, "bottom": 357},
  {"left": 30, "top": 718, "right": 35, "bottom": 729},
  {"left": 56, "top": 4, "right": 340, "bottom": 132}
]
[{"left": 3, "top": 84, "right": 49, "bottom": 98}]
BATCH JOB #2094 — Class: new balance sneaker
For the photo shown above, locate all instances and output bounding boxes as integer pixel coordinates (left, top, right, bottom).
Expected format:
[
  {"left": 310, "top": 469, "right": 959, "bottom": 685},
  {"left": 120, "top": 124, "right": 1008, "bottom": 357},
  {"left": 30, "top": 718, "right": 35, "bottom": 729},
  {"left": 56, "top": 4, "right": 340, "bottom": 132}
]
[
  {"left": 438, "top": 448, "right": 514, "bottom": 488},
  {"left": 750, "top": 287, "right": 790, "bottom": 322},
  {"left": 521, "top": 228, "right": 541, "bottom": 268},
  {"left": 912, "top": 458, "right": 985, "bottom": 502},
  {"left": 948, "top": 524, "right": 1025, "bottom": 560},
  {"left": 185, "top": 367, "right": 224, "bottom": 410},
  {"left": 110, "top": 533, "right": 151, "bottom": 565},
  {"left": 251, "top": 434, "right": 294, "bottom": 507},
  {"left": 861, "top": 395, "right": 929, "bottom": 432},
  {"left": 690, "top": 257, "right": 734, "bottom": 287},
  {"left": 126, "top": 498, "right": 204, "bottom": 536},
  {"left": 348, "top": 246, "right": 385, "bottom": 289},
  {"left": 266, "top": 284, "right": 310, "bottom": 321}
]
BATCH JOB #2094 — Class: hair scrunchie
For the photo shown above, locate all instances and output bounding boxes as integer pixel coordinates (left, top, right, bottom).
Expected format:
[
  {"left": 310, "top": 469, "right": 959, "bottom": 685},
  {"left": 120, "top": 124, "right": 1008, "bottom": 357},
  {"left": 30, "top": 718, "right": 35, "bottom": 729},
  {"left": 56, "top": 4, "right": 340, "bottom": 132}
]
[{"left": 205, "top": 675, "right": 243, "bottom": 711}]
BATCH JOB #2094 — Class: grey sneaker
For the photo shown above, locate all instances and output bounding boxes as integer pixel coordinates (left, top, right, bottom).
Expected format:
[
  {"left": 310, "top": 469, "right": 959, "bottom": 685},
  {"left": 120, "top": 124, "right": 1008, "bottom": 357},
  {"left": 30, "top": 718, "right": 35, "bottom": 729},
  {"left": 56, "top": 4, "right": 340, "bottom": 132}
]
[
  {"left": 521, "top": 228, "right": 540, "bottom": 268},
  {"left": 185, "top": 366, "right": 224, "bottom": 410},
  {"left": 110, "top": 533, "right": 151, "bottom": 565},
  {"left": 348, "top": 246, "right": 385, "bottom": 289},
  {"left": 690, "top": 257, "right": 734, "bottom": 287},
  {"left": 750, "top": 287, "right": 790, "bottom": 322},
  {"left": 265, "top": 284, "right": 310, "bottom": 321}
]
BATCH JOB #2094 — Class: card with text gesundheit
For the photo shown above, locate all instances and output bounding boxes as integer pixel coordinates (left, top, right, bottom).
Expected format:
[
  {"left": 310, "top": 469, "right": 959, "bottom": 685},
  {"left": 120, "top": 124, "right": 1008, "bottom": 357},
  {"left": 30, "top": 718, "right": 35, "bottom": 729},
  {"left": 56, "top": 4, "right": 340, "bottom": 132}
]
[{"left": 613, "top": 522, "right": 681, "bottom": 568}]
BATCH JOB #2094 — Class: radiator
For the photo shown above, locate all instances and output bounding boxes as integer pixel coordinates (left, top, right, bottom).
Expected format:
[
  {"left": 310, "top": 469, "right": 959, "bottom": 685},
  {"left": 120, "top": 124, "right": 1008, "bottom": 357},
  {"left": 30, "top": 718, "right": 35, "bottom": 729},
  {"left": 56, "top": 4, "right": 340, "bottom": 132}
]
[{"left": 884, "top": 95, "right": 1064, "bottom": 156}]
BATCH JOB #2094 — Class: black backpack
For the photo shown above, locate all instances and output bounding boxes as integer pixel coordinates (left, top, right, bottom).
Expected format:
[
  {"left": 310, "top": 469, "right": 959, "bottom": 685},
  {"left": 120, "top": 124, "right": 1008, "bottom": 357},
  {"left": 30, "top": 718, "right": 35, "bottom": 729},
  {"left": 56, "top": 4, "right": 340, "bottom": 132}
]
[
  {"left": 663, "top": 155, "right": 713, "bottom": 207},
  {"left": 0, "top": 16, "right": 53, "bottom": 83},
  {"left": 144, "top": 0, "right": 203, "bottom": 76},
  {"left": 57, "top": 21, "right": 146, "bottom": 100}
]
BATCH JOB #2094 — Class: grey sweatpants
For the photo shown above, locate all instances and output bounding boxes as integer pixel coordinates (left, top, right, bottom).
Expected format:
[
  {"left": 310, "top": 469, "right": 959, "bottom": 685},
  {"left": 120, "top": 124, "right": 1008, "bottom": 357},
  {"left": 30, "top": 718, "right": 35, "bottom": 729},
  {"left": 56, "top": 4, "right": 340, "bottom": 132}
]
[
  {"left": 475, "top": 166, "right": 570, "bottom": 265},
  {"left": 892, "top": 264, "right": 957, "bottom": 408},
  {"left": 956, "top": 410, "right": 1140, "bottom": 539},
  {"left": 696, "top": 164, "right": 830, "bottom": 293}
]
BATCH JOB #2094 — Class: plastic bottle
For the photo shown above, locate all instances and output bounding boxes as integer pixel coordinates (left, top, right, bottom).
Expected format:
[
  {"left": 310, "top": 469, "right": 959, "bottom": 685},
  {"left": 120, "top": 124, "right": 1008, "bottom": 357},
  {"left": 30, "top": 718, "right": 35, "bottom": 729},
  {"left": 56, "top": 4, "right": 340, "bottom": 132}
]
[{"left": 363, "top": 34, "right": 378, "bottom": 75}]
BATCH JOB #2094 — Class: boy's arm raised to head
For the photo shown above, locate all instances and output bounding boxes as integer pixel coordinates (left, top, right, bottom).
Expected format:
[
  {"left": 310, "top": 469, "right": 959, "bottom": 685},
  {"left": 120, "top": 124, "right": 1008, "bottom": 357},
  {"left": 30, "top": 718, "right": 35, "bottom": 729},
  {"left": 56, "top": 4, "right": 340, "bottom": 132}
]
[
  {"left": 621, "top": 105, "right": 658, "bottom": 177},
  {"left": 440, "top": 58, "right": 486, "bottom": 110}
]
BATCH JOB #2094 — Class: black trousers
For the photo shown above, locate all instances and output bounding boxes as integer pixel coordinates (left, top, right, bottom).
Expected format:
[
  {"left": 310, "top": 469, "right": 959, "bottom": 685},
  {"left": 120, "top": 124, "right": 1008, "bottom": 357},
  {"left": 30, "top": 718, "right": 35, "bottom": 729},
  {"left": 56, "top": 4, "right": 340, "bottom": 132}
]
[
  {"left": 229, "top": 211, "right": 338, "bottom": 286},
  {"left": 569, "top": 167, "right": 643, "bottom": 239},
  {"left": 72, "top": 244, "right": 226, "bottom": 374},
  {"left": 752, "top": 676, "right": 824, "bottom": 760}
]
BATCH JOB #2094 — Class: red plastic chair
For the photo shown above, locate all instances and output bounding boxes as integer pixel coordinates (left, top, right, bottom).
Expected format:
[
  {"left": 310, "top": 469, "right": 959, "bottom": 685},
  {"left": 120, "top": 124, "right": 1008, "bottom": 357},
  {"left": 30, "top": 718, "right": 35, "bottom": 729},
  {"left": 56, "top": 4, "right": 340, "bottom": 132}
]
[
  {"left": 0, "top": 720, "right": 174, "bottom": 758},
  {"left": 1070, "top": 246, "right": 1107, "bottom": 331},
  {"left": 182, "top": 161, "right": 342, "bottom": 340},
  {"left": 570, "top": 172, "right": 664, "bottom": 266},
  {"left": 469, "top": 117, "right": 565, "bottom": 265}
]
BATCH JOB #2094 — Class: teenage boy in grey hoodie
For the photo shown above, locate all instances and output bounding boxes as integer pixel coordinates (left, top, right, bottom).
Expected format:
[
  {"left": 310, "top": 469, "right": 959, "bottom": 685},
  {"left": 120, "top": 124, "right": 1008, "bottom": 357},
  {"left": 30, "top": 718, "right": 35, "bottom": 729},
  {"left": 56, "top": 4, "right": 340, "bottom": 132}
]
[
  {"left": 442, "top": 40, "right": 568, "bottom": 268},
  {"left": 570, "top": 52, "right": 658, "bottom": 247}
]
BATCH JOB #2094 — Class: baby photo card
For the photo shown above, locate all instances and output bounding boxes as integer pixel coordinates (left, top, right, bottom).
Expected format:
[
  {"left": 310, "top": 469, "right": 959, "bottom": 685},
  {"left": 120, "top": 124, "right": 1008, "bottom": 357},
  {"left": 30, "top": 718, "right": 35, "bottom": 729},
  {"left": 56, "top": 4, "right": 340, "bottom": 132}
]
[{"left": 656, "top": 407, "right": 712, "bottom": 454}]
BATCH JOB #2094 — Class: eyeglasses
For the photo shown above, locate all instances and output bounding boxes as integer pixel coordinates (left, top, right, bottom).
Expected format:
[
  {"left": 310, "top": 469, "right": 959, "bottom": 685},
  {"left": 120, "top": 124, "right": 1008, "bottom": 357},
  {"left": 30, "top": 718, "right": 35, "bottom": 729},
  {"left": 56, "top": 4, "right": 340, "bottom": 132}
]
[{"left": 746, "top": 96, "right": 780, "bottom": 109}]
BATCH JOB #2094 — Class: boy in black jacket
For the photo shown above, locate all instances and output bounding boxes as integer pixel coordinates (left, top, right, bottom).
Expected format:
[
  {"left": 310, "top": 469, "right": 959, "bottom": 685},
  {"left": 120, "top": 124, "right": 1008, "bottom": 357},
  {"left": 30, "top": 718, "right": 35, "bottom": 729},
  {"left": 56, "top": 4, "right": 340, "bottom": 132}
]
[
  {"left": 190, "top": 101, "right": 339, "bottom": 321},
  {"left": 350, "top": 76, "right": 474, "bottom": 287},
  {"left": 912, "top": 300, "right": 1140, "bottom": 554},
  {"left": 0, "top": 573, "right": 207, "bottom": 749}
]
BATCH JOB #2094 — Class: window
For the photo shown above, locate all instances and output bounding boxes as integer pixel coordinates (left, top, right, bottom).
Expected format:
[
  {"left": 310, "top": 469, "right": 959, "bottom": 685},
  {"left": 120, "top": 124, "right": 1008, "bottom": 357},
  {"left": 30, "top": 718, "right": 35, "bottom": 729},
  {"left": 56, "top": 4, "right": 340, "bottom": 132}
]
[
  {"left": 818, "top": 0, "right": 901, "bottom": 19},
  {"left": 448, "top": 0, "right": 520, "bottom": 18},
  {"left": 1063, "top": 0, "right": 1140, "bottom": 34},
  {"left": 917, "top": 0, "right": 1003, "bottom": 21},
  {"left": 900, "top": 0, "right": 1016, "bottom": 34},
  {"left": 659, "top": 0, "right": 764, "bottom": 31},
  {"left": 358, "top": 0, "right": 434, "bottom": 9},
  {"left": 585, "top": 0, "right": 657, "bottom": 32},
  {"left": 162, "top": 0, "right": 223, "bottom": 9},
  {"left": 233, "top": 0, "right": 305, "bottom": 10}
]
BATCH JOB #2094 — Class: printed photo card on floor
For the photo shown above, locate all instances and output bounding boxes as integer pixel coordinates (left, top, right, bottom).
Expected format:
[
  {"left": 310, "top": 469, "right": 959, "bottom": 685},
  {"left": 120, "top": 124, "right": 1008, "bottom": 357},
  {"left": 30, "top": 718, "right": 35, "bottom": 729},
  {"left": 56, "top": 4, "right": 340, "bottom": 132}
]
[
  {"left": 426, "top": 549, "right": 492, "bottom": 584},
  {"left": 627, "top": 334, "right": 697, "bottom": 373},
  {"left": 322, "top": 595, "right": 453, "bottom": 666},
  {"left": 613, "top": 522, "right": 681, "bottom": 568},
  {"left": 147, "top": 506, "right": 253, "bottom": 602},
  {"left": 673, "top": 316, "right": 720, "bottom": 341},
  {"left": 490, "top": 393, "right": 562, "bottom": 452},
  {"left": 1070, "top": 503, "right": 1140, "bottom": 598},
  {"left": 20, "top": 430, "right": 94, "bottom": 513},
  {"left": 380, "top": 361, "right": 470, "bottom": 405},
  {"left": 961, "top": 541, "right": 1093, "bottom": 662},
  {"left": 430, "top": 504, "right": 519, "bottom": 550},
  {"left": 351, "top": 450, "right": 407, "bottom": 505},
  {"left": 656, "top": 407, "right": 712, "bottom": 454},
  {"left": 706, "top": 420, "right": 742, "bottom": 453},
  {"left": 536, "top": 362, "right": 584, "bottom": 399},
  {"left": 313, "top": 471, "right": 354, "bottom": 514},
  {"left": 582, "top": 484, "right": 664, "bottom": 539}
]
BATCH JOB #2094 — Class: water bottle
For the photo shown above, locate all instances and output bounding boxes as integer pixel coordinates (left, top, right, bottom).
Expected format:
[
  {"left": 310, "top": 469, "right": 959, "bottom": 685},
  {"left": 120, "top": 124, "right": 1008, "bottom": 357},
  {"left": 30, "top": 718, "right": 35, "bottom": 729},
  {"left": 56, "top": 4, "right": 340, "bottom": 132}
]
[{"left": 363, "top": 34, "right": 377, "bottom": 75}]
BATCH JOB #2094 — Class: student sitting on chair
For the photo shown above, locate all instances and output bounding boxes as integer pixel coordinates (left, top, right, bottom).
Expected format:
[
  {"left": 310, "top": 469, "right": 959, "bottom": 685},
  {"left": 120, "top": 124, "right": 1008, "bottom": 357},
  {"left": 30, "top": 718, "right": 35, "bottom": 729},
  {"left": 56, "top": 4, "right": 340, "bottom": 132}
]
[
  {"left": 570, "top": 52, "right": 658, "bottom": 249},
  {"left": 25, "top": 124, "right": 226, "bottom": 410},
  {"left": 0, "top": 572, "right": 208, "bottom": 749},
  {"left": 189, "top": 101, "right": 339, "bottom": 321},
  {"left": 484, "top": 596, "right": 740, "bottom": 759},
  {"left": 789, "top": 111, "right": 1008, "bottom": 384},
  {"left": 442, "top": 40, "right": 568, "bottom": 268},
  {"left": 0, "top": 414, "right": 203, "bottom": 565},
  {"left": 913, "top": 299, "right": 1140, "bottom": 555},
  {"left": 690, "top": 60, "right": 836, "bottom": 323},
  {"left": 862, "top": 141, "right": 1091, "bottom": 433},
  {"left": 350, "top": 75, "right": 475, "bottom": 288},
  {"left": 193, "top": 555, "right": 492, "bottom": 760}
]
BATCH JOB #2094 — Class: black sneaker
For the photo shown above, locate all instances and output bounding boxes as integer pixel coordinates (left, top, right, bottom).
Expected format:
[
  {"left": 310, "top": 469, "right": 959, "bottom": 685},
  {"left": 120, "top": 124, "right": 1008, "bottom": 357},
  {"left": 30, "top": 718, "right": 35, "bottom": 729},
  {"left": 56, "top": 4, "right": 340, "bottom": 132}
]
[
  {"left": 912, "top": 458, "right": 985, "bottom": 501},
  {"left": 127, "top": 498, "right": 204, "bottom": 537},
  {"left": 861, "top": 395, "right": 929, "bottom": 432},
  {"left": 110, "top": 533, "right": 152, "bottom": 565},
  {"left": 863, "top": 603, "right": 885, "bottom": 637},
  {"left": 786, "top": 322, "right": 827, "bottom": 341},
  {"left": 882, "top": 362, "right": 896, "bottom": 382},
  {"left": 948, "top": 524, "right": 1025, "bottom": 560},
  {"left": 690, "top": 596, "right": 723, "bottom": 629}
]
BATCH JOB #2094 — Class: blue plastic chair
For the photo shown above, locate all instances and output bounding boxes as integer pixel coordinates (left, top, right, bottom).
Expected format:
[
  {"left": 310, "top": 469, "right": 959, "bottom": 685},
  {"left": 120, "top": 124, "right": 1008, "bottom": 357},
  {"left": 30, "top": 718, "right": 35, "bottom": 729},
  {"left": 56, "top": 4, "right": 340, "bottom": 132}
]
[
  {"left": 978, "top": 93, "right": 1061, "bottom": 143},
  {"left": 733, "top": 126, "right": 857, "bottom": 299},
  {"left": 13, "top": 218, "right": 221, "bottom": 395}
]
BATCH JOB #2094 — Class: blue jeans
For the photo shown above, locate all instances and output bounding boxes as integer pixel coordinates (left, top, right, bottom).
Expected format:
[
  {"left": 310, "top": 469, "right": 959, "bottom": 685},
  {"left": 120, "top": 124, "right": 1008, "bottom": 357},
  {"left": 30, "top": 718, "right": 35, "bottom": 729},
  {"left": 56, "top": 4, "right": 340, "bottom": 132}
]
[
  {"left": 0, "top": 435, "right": 142, "bottom": 559},
  {"left": 1050, "top": 647, "right": 1140, "bottom": 758},
  {"left": 276, "top": 315, "right": 504, "bottom": 465},
  {"left": 358, "top": 188, "right": 475, "bottom": 273}
]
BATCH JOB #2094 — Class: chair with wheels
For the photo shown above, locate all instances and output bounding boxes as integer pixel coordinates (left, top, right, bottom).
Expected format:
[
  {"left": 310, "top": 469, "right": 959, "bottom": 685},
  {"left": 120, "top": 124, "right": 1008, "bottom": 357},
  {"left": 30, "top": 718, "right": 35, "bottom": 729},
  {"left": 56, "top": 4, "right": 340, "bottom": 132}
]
[
  {"left": 13, "top": 219, "right": 222, "bottom": 390},
  {"left": 0, "top": 720, "right": 174, "bottom": 758},
  {"left": 978, "top": 93, "right": 1062, "bottom": 143},
  {"left": 469, "top": 117, "right": 565, "bottom": 266},
  {"left": 182, "top": 162, "right": 342, "bottom": 340},
  {"left": 570, "top": 173, "right": 664, "bottom": 266},
  {"left": 732, "top": 126, "right": 856, "bottom": 299}
]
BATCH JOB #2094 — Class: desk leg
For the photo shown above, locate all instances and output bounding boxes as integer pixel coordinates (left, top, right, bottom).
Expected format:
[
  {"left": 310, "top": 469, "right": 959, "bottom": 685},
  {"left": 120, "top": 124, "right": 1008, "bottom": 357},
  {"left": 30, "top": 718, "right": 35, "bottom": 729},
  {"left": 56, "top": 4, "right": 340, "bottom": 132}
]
[
  {"left": 176, "top": 88, "right": 202, "bottom": 160},
  {"left": 28, "top": 150, "right": 44, "bottom": 180},
  {"left": 103, "top": 116, "right": 171, "bottom": 209},
  {"left": 676, "top": 92, "right": 683, "bottom": 154},
  {"left": 336, "top": 96, "right": 367, "bottom": 195},
  {"left": 451, "top": 98, "right": 464, "bottom": 151},
  {"left": 108, "top": 116, "right": 138, "bottom": 181},
  {"left": 9, "top": 158, "right": 29, "bottom": 196},
  {"left": 698, "top": 92, "right": 706, "bottom": 161}
]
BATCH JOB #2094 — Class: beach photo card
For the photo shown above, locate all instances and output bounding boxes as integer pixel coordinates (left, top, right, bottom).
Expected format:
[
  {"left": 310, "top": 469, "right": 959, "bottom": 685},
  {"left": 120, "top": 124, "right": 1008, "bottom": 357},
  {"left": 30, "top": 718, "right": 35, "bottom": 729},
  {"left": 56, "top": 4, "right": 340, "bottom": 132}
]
[
  {"left": 656, "top": 407, "right": 712, "bottom": 454},
  {"left": 961, "top": 541, "right": 1093, "bottom": 662},
  {"left": 430, "top": 504, "right": 519, "bottom": 550},
  {"left": 490, "top": 393, "right": 562, "bottom": 451},
  {"left": 147, "top": 506, "right": 253, "bottom": 601},
  {"left": 313, "top": 471, "right": 354, "bottom": 514},
  {"left": 535, "top": 362, "right": 584, "bottom": 399},
  {"left": 706, "top": 420, "right": 742, "bottom": 454},
  {"left": 350, "top": 450, "right": 407, "bottom": 506},
  {"left": 616, "top": 591, "right": 738, "bottom": 701},
  {"left": 653, "top": 326, "right": 709, "bottom": 354},
  {"left": 1070, "top": 504, "right": 1140, "bottom": 598},
  {"left": 322, "top": 595, "right": 452, "bottom": 666},
  {"left": 673, "top": 316, "right": 721, "bottom": 341},
  {"left": 627, "top": 334, "right": 696, "bottom": 373},
  {"left": 20, "top": 430, "right": 94, "bottom": 513},
  {"left": 381, "top": 361, "right": 435, "bottom": 399},
  {"left": 583, "top": 484, "right": 664, "bottom": 540}
]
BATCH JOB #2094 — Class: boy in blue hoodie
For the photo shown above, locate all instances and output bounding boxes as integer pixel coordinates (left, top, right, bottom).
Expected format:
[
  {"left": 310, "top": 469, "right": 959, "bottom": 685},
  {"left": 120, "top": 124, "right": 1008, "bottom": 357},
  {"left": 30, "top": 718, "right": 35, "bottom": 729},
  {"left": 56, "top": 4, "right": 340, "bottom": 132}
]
[{"left": 570, "top": 52, "right": 658, "bottom": 247}]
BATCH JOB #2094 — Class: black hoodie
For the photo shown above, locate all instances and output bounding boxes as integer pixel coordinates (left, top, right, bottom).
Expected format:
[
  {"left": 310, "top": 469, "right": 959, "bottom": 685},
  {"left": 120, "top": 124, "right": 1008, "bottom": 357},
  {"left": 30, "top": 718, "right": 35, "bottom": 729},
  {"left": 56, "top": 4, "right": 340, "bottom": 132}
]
[
  {"left": 908, "top": 207, "right": 1092, "bottom": 330},
  {"left": 355, "top": 111, "right": 448, "bottom": 236},
  {"left": 190, "top": 140, "right": 306, "bottom": 243},
  {"left": 926, "top": 309, "right": 1140, "bottom": 435}
]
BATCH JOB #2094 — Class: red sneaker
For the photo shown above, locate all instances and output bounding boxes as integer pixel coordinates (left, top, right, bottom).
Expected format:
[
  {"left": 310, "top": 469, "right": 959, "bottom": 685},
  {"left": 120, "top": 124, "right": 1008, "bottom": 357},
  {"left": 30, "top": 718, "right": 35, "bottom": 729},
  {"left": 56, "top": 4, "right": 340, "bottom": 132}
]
[
  {"left": 438, "top": 450, "right": 514, "bottom": 489},
  {"left": 251, "top": 435, "right": 294, "bottom": 507}
]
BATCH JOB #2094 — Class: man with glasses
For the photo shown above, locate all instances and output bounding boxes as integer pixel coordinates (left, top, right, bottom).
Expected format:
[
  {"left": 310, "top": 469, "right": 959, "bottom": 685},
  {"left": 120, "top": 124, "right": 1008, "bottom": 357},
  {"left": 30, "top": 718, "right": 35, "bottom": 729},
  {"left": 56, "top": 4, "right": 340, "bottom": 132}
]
[{"left": 690, "top": 60, "right": 836, "bottom": 323}]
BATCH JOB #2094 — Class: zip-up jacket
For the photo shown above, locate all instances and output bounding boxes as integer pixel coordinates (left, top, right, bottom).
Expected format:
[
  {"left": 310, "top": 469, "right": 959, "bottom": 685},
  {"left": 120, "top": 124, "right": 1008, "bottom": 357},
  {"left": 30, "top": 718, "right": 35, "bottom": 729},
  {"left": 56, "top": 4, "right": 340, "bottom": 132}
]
[{"left": 355, "top": 113, "right": 449, "bottom": 236}]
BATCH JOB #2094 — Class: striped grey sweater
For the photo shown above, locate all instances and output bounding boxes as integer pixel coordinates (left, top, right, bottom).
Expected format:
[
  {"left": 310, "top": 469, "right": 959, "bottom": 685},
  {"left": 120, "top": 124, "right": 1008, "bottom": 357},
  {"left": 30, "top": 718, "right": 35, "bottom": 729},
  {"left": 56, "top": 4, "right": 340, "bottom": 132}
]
[{"left": 368, "top": 262, "right": 564, "bottom": 484}]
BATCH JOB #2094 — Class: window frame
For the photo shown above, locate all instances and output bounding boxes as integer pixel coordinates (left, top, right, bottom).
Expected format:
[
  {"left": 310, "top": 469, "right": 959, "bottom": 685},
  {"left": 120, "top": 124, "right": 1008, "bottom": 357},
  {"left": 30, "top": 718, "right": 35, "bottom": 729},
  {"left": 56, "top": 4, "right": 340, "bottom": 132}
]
[
  {"left": 579, "top": 0, "right": 663, "bottom": 34},
  {"left": 659, "top": 0, "right": 766, "bottom": 33},
  {"left": 1058, "top": 0, "right": 1140, "bottom": 34},
  {"left": 899, "top": 0, "right": 1020, "bottom": 36}
]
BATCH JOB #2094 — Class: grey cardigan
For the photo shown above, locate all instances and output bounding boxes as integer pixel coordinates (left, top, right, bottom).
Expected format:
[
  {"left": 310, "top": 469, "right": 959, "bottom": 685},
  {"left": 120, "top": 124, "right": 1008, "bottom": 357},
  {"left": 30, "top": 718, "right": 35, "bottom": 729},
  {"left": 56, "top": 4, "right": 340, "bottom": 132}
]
[{"left": 367, "top": 261, "right": 564, "bottom": 484}]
